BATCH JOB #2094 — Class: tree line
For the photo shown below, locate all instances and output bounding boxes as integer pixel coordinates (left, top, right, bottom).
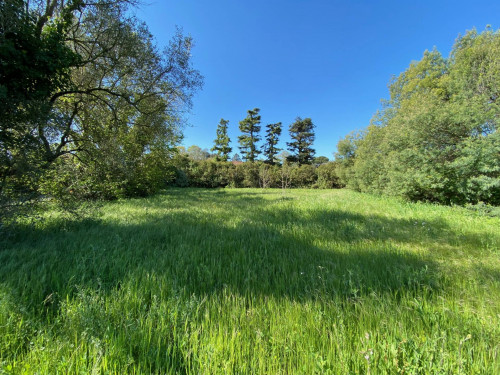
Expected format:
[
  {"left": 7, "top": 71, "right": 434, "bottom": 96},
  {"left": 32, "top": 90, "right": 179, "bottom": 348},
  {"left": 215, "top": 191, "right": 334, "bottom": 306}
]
[
  {"left": 169, "top": 155, "right": 339, "bottom": 189},
  {"left": 187, "top": 27, "right": 499, "bottom": 205},
  {"left": 170, "top": 110, "right": 337, "bottom": 189},
  {"left": 334, "top": 28, "right": 499, "bottom": 205},
  {"left": 1, "top": 1, "right": 498, "bottom": 224},
  {"left": 211, "top": 108, "right": 316, "bottom": 165},
  {"left": 0, "top": 0, "right": 333, "bottom": 224}
]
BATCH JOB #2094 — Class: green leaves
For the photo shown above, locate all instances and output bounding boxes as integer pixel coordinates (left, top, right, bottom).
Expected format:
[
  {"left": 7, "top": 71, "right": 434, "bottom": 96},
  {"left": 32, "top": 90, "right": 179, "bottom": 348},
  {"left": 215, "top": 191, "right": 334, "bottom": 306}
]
[
  {"left": 211, "top": 118, "right": 232, "bottom": 161},
  {"left": 1, "top": 1, "right": 203, "bottom": 214},
  {"left": 263, "top": 122, "right": 282, "bottom": 165},
  {"left": 336, "top": 28, "right": 500, "bottom": 205},
  {"left": 238, "top": 108, "right": 262, "bottom": 162},
  {"left": 287, "top": 117, "right": 316, "bottom": 165}
]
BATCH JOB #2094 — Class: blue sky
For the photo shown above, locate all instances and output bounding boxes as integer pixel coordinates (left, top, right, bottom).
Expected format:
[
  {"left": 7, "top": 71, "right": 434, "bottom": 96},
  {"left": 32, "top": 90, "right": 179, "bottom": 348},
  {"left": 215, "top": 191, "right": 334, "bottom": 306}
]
[{"left": 136, "top": 0, "right": 499, "bottom": 159}]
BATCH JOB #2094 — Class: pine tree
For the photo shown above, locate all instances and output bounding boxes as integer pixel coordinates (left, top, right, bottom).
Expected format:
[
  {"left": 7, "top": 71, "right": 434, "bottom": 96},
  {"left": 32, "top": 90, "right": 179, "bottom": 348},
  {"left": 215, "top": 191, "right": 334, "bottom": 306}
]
[
  {"left": 211, "top": 118, "right": 232, "bottom": 161},
  {"left": 287, "top": 117, "right": 316, "bottom": 165},
  {"left": 238, "top": 108, "right": 262, "bottom": 162},
  {"left": 262, "top": 122, "right": 282, "bottom": 164}
]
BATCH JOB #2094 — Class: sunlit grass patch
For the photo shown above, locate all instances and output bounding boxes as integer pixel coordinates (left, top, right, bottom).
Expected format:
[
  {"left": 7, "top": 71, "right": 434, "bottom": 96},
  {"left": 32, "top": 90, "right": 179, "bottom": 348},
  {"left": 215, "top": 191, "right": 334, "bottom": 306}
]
[{"left": 1, "top": 188, "right": 499, "bottom": 374}]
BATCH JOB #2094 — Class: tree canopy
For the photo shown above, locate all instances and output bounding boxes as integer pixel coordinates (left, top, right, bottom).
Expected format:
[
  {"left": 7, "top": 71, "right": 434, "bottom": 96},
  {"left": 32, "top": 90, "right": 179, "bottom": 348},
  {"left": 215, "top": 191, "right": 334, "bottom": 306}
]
[
  {"left": 287, "top": 117, "right": 316, "bottom": 165},
  {"left": 238, "top": 108, "right": 261, "bottom": 162},
  {"left": 262, "top": 122, "right": 282, "bottom": 165},
  {"left": 211, "top": 118, "right": 232, "bottom": 161},
  {"left": 1, "top": 0, "right": 203, "bottom": 213},
  {"left": 335, "top": 28, "right": 499, "bottom": 205}
]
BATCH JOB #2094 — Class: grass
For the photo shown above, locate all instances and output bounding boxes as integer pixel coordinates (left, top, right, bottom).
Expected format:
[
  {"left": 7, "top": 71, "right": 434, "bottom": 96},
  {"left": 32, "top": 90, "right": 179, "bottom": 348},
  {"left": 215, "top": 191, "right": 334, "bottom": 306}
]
[{"left": 0, "top": 188, "right": 499, "bottom": 374}]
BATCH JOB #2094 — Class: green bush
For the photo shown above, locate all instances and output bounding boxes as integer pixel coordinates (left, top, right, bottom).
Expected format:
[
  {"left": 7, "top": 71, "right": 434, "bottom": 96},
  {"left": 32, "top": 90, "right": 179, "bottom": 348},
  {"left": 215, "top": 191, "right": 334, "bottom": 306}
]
[
  {"left": 291, "top": 164, "right": 317, "bottom": 187},
  {"left": 315, "top": 162, "right": 341, "bottom": 189},
  {"left": 168, "top": 159, "right": 341, "bottom": 190}
]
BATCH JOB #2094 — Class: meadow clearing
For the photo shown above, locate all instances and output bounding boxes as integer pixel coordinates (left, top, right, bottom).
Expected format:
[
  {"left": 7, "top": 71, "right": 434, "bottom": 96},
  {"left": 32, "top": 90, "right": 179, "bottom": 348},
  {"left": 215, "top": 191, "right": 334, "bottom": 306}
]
[{"left": 1, "top": 188, "right": 499, "bottom": 374}]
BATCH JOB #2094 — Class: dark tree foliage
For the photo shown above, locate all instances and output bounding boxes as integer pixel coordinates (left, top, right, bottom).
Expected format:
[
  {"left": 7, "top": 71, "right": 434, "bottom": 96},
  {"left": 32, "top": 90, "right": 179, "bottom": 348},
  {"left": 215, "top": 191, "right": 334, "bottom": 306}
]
[
  {"left": 238, "top": 108, "right": 261, "bottom": 162},
  {"left": 0, "top": 0, "right": 82, "bottom": 199},
  {"left": 262, "top": 122, "right": 282, "bottom": 165},
  {"left": 287, "top": 117, "right": 316, "bottom": 165},
  {"left": 1, "top": 0, "right": 203, "bottom": 218},
  {"left": 313, "top": 156, "right": 329, "bottom": 166},
  {"left": 169, "top": 159, "right": 344, "bottom": 189},
  {"left": 211, "top": 118, "right": 232, "bottom": 161}
]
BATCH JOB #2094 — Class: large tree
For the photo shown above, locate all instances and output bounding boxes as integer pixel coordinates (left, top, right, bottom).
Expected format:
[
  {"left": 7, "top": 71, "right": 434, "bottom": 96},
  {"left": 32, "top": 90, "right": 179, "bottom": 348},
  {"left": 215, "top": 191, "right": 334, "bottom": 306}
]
[
  {"left": 0, "top": 0, "right": 82, "bottom": 200},
  {"left": 0, "top": 0, "right": 203, "bottom": 210},
  {"left": 287, "top": 117, "right": 316, "bottom": 165},
  {"left": 262, "top": 122, "right": 282, "bottom": 165},
  {"left": 238, "top": 108, "right": 261, "bottom": 162},
  {"left": 211, "top": 118, "right": 232, "bottom": 161},
  {"left": 336, "top": 28, "right": 500, "bottom": 205}
]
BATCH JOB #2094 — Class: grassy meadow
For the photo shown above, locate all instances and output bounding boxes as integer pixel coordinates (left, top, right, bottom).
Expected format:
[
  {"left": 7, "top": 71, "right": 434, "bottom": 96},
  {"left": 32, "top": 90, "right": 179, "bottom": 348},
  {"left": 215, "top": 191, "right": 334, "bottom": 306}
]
[{"left": 0, "top": 188, "right": 499, "bottom": 374}]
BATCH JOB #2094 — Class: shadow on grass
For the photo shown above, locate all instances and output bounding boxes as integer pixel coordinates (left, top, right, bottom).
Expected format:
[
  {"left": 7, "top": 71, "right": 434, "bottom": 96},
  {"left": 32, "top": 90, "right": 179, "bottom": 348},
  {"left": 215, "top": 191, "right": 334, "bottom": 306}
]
[
  {"left": 4, "top": 188, "right": 496, "bottom": 371},
  {"left": 1, "top": 189, "right": 451, "bottom": 308}
]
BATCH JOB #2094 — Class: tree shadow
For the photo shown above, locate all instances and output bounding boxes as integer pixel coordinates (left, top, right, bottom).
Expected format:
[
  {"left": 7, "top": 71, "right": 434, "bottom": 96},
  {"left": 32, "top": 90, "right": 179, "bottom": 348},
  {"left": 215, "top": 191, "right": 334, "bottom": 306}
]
[
  {"left": 3, "top": 189, "right": 497, "bottom": 371},
  {"left": 1, "top": 190, "right": 452, "bottom": 308}
]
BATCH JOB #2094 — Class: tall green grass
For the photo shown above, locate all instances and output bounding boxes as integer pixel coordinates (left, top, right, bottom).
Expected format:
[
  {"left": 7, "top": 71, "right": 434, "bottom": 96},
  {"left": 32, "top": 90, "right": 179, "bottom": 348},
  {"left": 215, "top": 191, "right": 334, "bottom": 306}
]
[{"left": 1, "top": 188, "right": 499, "bottom": 374}]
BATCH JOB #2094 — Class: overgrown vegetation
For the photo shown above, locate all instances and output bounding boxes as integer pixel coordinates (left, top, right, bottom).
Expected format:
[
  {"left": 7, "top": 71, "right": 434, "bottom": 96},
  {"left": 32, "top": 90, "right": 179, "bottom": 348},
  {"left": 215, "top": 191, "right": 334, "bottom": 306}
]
[
  {"left": 335, "top": 28, "right": 500, "bottom": 205},
  {"left": 1, "top": 189, "right": 498, "bottom": 373},
  {"left": 170, "top": 155, "right": 339, "bottom": 189},
  {"left": 3, "top": 2, "right": 496, "bottom": 216},
  {"left": 0, "top": 0, "right": 202, "bottom": 223},
  {"left": 1, "top": 1, "right": 498, "bottom": 372}
]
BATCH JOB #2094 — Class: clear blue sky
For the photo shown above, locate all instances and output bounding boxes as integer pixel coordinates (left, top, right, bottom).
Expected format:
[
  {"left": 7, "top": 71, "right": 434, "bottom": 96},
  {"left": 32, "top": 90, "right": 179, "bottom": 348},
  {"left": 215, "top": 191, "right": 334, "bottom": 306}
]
[{"left": 136, "top": 0, "right": 499, "bottom": 159}]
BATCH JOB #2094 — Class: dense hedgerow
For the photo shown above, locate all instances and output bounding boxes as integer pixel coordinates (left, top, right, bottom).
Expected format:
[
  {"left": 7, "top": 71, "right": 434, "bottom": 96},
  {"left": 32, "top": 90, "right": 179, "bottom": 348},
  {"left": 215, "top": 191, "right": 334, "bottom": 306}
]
[{"left": 171, "top": 155, "right": 341, "bottom": 189}]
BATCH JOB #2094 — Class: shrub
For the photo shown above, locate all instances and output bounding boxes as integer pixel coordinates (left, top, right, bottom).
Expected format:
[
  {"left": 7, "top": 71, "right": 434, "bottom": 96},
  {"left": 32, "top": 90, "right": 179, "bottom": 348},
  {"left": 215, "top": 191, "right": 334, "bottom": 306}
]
[
  {"left": 291, "top": 164, "right": 317, "bottom": 187},
  {"left": 315, "top": 162, "right": 341, "bottom": 189}
]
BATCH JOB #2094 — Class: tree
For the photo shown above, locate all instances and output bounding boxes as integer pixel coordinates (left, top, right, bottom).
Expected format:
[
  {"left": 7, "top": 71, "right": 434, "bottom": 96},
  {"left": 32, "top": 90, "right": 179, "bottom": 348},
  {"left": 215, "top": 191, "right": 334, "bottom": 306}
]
[
  {"left": 262, "top": 122, "right": 282, "bottom": 165},
  {"left": 287, "top": 117, "right": 316, "bottom": 165},
  {"left": 258, "top": 163, "right": 273, "bottom": 189},
  {"left": 1, "top": 0, "right": 82, "bottom": 211},
  {"left": 316, "top": 162, "right": 340, "bottom": 188},
  {"left": 334, "top": 28, "right": 500, "bottom": 204},
  {"left": 276, "top": 150, "right": 290, "bottom": 165},
  {"left": 211, "top": 118, "right": 232, "bottom": 161},
  {"left": 334, "top": 130, "right": 365, "bottom": 189},
  {"left": 187, "top": 145, "right": 210, "bottom": 161},
  {"left": 238, "top": 108, "right": 261, "bottom": 162},
  {"left": 313, "top": 156, "right": 329, "bottom": 166},
  {"left": 1, "top": 0, "right": 203, "bottom": 212},
  {"left": 291, "top": 164, "right": 317, "bottom": 187},
  {"left": 280, "top": 160, "right": 292, "bottom": 191}
]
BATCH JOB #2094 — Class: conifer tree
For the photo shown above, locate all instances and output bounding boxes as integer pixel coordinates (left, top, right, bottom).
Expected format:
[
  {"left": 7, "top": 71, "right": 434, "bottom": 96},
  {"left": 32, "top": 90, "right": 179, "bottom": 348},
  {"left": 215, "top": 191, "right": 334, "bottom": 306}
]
[
  {"left": 263, "top": 122, "right": 282, "bottom": 164},
  {"left": 287, "top": 117, "right": 316, "bottom": 165},
  {"left": 211, "top": 118, "right": 232, "bottom": 161},
  {"left": 238, "top": 108, "right": 262, "bottom": 162}
]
